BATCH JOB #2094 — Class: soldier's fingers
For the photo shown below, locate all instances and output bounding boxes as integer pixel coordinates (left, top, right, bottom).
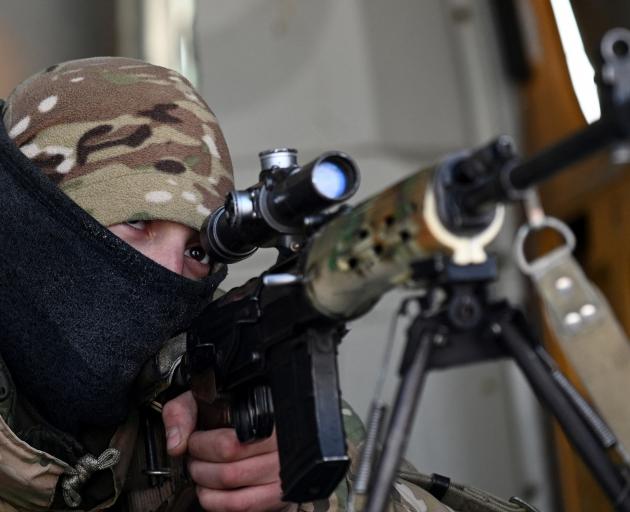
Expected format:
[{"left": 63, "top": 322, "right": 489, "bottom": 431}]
[
  {"left": 188, "top": 428, "right": 278, "bottom": 462},
  {"left": 187, "top": 451, "right": 280, "bottom": 489},
  {"left": 162, "top": 390, "right": 198, "bottom": 456},
  {"left": 196, "top": 481, "right": 293, "bottom": 512}
]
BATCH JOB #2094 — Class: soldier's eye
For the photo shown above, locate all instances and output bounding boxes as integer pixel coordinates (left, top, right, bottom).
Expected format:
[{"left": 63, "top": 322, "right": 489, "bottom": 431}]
[
  {"left": 126, "top": 220, "right": 147, "bottom": 230},
  {"left": 185, "top": 245, "right": 210, "bottom": 265}
]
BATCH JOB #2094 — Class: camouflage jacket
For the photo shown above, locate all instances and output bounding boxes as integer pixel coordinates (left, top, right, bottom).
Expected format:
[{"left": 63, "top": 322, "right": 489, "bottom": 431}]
[
  {"left": 0, "top": 333, "right": 536, "bottom": 512},
  {"left": 127, "top": 335, "right": 456, "bottom": 512},
  {"left": 117, "top": 400, "right": 456, "bottom": 512},
  {"left": 0, "top": 333, "right": 537, "bottom": 512},
  {"left": 125, "top": 338, "right": 536, "bottom": 512}
]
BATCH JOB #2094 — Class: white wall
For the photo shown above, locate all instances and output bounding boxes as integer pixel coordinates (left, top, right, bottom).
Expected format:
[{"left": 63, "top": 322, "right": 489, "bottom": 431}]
[{"left": 194, "top": 1, "right": 555, "bottom": 510}]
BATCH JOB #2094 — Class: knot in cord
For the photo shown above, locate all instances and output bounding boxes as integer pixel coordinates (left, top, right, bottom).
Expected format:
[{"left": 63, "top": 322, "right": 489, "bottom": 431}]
[{"left": 61, "top": 448, "right": 120, "bottom": 508}]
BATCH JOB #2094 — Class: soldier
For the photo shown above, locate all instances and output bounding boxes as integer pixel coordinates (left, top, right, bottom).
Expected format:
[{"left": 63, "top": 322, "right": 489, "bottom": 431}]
[{"left": 0, "top": 56, "right": 499, "bottom": 512}]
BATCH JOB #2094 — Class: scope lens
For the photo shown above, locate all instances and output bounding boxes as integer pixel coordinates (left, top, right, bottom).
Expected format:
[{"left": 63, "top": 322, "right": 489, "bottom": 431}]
[{"left": 312, "top": 159, "right": 351, "bottom": 199}]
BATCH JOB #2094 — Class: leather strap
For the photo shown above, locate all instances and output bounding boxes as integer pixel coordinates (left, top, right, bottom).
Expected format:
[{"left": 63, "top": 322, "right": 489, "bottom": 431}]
[{"left": 527, "top": 249, "right": 630, "bottom": 456}]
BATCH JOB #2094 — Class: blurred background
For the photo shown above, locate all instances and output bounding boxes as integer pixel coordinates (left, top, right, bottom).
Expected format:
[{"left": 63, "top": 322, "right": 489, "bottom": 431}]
[{"left": 2, "top": 1, "right": 629, "bottom": 511}]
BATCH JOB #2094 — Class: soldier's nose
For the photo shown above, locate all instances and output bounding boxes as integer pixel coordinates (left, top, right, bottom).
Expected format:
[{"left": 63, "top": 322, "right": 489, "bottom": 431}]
[{"left": 149, "top": 245, "right": 186, "bottom": 275}]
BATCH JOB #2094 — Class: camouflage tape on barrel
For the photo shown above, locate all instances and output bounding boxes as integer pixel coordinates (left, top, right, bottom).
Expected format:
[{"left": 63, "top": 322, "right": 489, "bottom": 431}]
[{"left": 303, "top": 161, "right": 505, "bottom": 319}]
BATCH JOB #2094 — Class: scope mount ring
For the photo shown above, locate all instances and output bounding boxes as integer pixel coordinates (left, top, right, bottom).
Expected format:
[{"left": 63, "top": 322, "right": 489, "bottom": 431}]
[{"left": 514, "top": 216, "right": 576, "bottom": 277}]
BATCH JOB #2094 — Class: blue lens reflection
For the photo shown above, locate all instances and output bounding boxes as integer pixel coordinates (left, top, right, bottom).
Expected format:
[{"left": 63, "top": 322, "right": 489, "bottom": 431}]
[{"left": 312, "top": 161, "right": 348, "bottom": 199}]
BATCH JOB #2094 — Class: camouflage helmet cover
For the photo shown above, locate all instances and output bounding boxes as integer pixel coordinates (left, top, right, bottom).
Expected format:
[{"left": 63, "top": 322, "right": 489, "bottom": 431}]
[{"left": 2, "top": 56, "right": 234, "bottom": 231}]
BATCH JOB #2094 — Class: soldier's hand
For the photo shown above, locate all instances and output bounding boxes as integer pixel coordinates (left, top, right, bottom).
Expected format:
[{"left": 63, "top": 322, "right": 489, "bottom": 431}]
[{"left": 162, "top": 391, "right": 294, "bottom": 512}]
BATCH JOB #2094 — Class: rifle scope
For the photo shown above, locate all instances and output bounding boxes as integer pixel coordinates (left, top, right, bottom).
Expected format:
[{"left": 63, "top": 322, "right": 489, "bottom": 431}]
[{"left": 201, "top": 148, "right": 360, "bottom": 263}]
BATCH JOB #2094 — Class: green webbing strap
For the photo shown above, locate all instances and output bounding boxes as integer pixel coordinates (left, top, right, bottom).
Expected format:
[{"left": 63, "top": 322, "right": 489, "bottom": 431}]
[{"left": 398, "top": 472, "right": 537, "bottom": 512}]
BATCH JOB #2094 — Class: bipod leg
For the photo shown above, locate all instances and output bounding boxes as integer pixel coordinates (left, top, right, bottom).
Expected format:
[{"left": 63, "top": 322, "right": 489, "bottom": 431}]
[
  {"left": 493, "top": 306, "right": 630, "bottom": 511},
  {"left": 365, "top": 315, "right": 442, "bottom": 512}
]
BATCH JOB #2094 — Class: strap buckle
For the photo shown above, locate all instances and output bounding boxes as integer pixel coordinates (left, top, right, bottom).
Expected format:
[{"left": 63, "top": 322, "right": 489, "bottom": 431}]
[{"left": 513, "top": 190, "right": 576, "bottom": 277}]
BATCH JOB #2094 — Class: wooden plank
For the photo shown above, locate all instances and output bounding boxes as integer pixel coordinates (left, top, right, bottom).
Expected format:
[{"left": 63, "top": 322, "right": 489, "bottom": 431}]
[
  {"left": 521, "top": 1, "right": 630, "bottom": 510},
  {"left": 522, "top": 0, "right": 623, "bottom": 219}
]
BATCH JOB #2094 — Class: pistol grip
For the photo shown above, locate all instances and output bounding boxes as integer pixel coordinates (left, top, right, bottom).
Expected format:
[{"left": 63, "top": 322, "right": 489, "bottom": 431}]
[{"left": 191, "top": 370, "right": 232, "bottom": 430}]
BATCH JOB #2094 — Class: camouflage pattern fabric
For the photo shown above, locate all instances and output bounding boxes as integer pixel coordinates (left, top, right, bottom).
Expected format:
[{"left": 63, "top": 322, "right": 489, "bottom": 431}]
[
  {"left": 2, "top": 56, "right": 233, "bottom": 231},
  {"left": 298, "top": 401, "right": 454, "bottom": 512}
]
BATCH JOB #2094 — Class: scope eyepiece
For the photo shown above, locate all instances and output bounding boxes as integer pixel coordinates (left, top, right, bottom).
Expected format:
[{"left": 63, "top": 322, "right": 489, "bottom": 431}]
[{"left": 200, "top": 206, "right": 258, "bottom": 264}]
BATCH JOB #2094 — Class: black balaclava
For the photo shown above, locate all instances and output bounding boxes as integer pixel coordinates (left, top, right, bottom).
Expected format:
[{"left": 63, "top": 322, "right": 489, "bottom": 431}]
[
  {"left": 0, "top": 106, "right": 227, "bottom": 434},
  {"left": 0, "top": 58, "right": 235, "bottom": 435}
]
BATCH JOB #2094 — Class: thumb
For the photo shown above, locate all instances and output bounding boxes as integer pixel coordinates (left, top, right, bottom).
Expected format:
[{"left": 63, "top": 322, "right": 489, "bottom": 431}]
[{"left": 162, "top": 390, "right": 198, "bottom": 456}]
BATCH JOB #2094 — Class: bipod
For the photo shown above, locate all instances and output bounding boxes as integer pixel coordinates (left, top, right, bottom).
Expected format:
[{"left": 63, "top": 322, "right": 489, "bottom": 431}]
[{"left": 364, "top": 257, "right": 630, "bottom": 512}]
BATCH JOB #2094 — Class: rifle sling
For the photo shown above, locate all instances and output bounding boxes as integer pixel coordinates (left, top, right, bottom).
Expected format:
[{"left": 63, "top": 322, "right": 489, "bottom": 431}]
[{"left": 528, "top": 250, "right": 630, "bottom": 455}]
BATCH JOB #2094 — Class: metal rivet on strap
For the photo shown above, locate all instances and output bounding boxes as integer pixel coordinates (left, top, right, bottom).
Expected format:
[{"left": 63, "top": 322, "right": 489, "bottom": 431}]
[
  {"left": 580, "top": 303, "right": 597, "bottom": 318},
  {"left": 555, "top": 276, "right": 573, "bottom": 291},
  {"left": 564, "top": 312, "right": 582, "bottom": 326}
]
